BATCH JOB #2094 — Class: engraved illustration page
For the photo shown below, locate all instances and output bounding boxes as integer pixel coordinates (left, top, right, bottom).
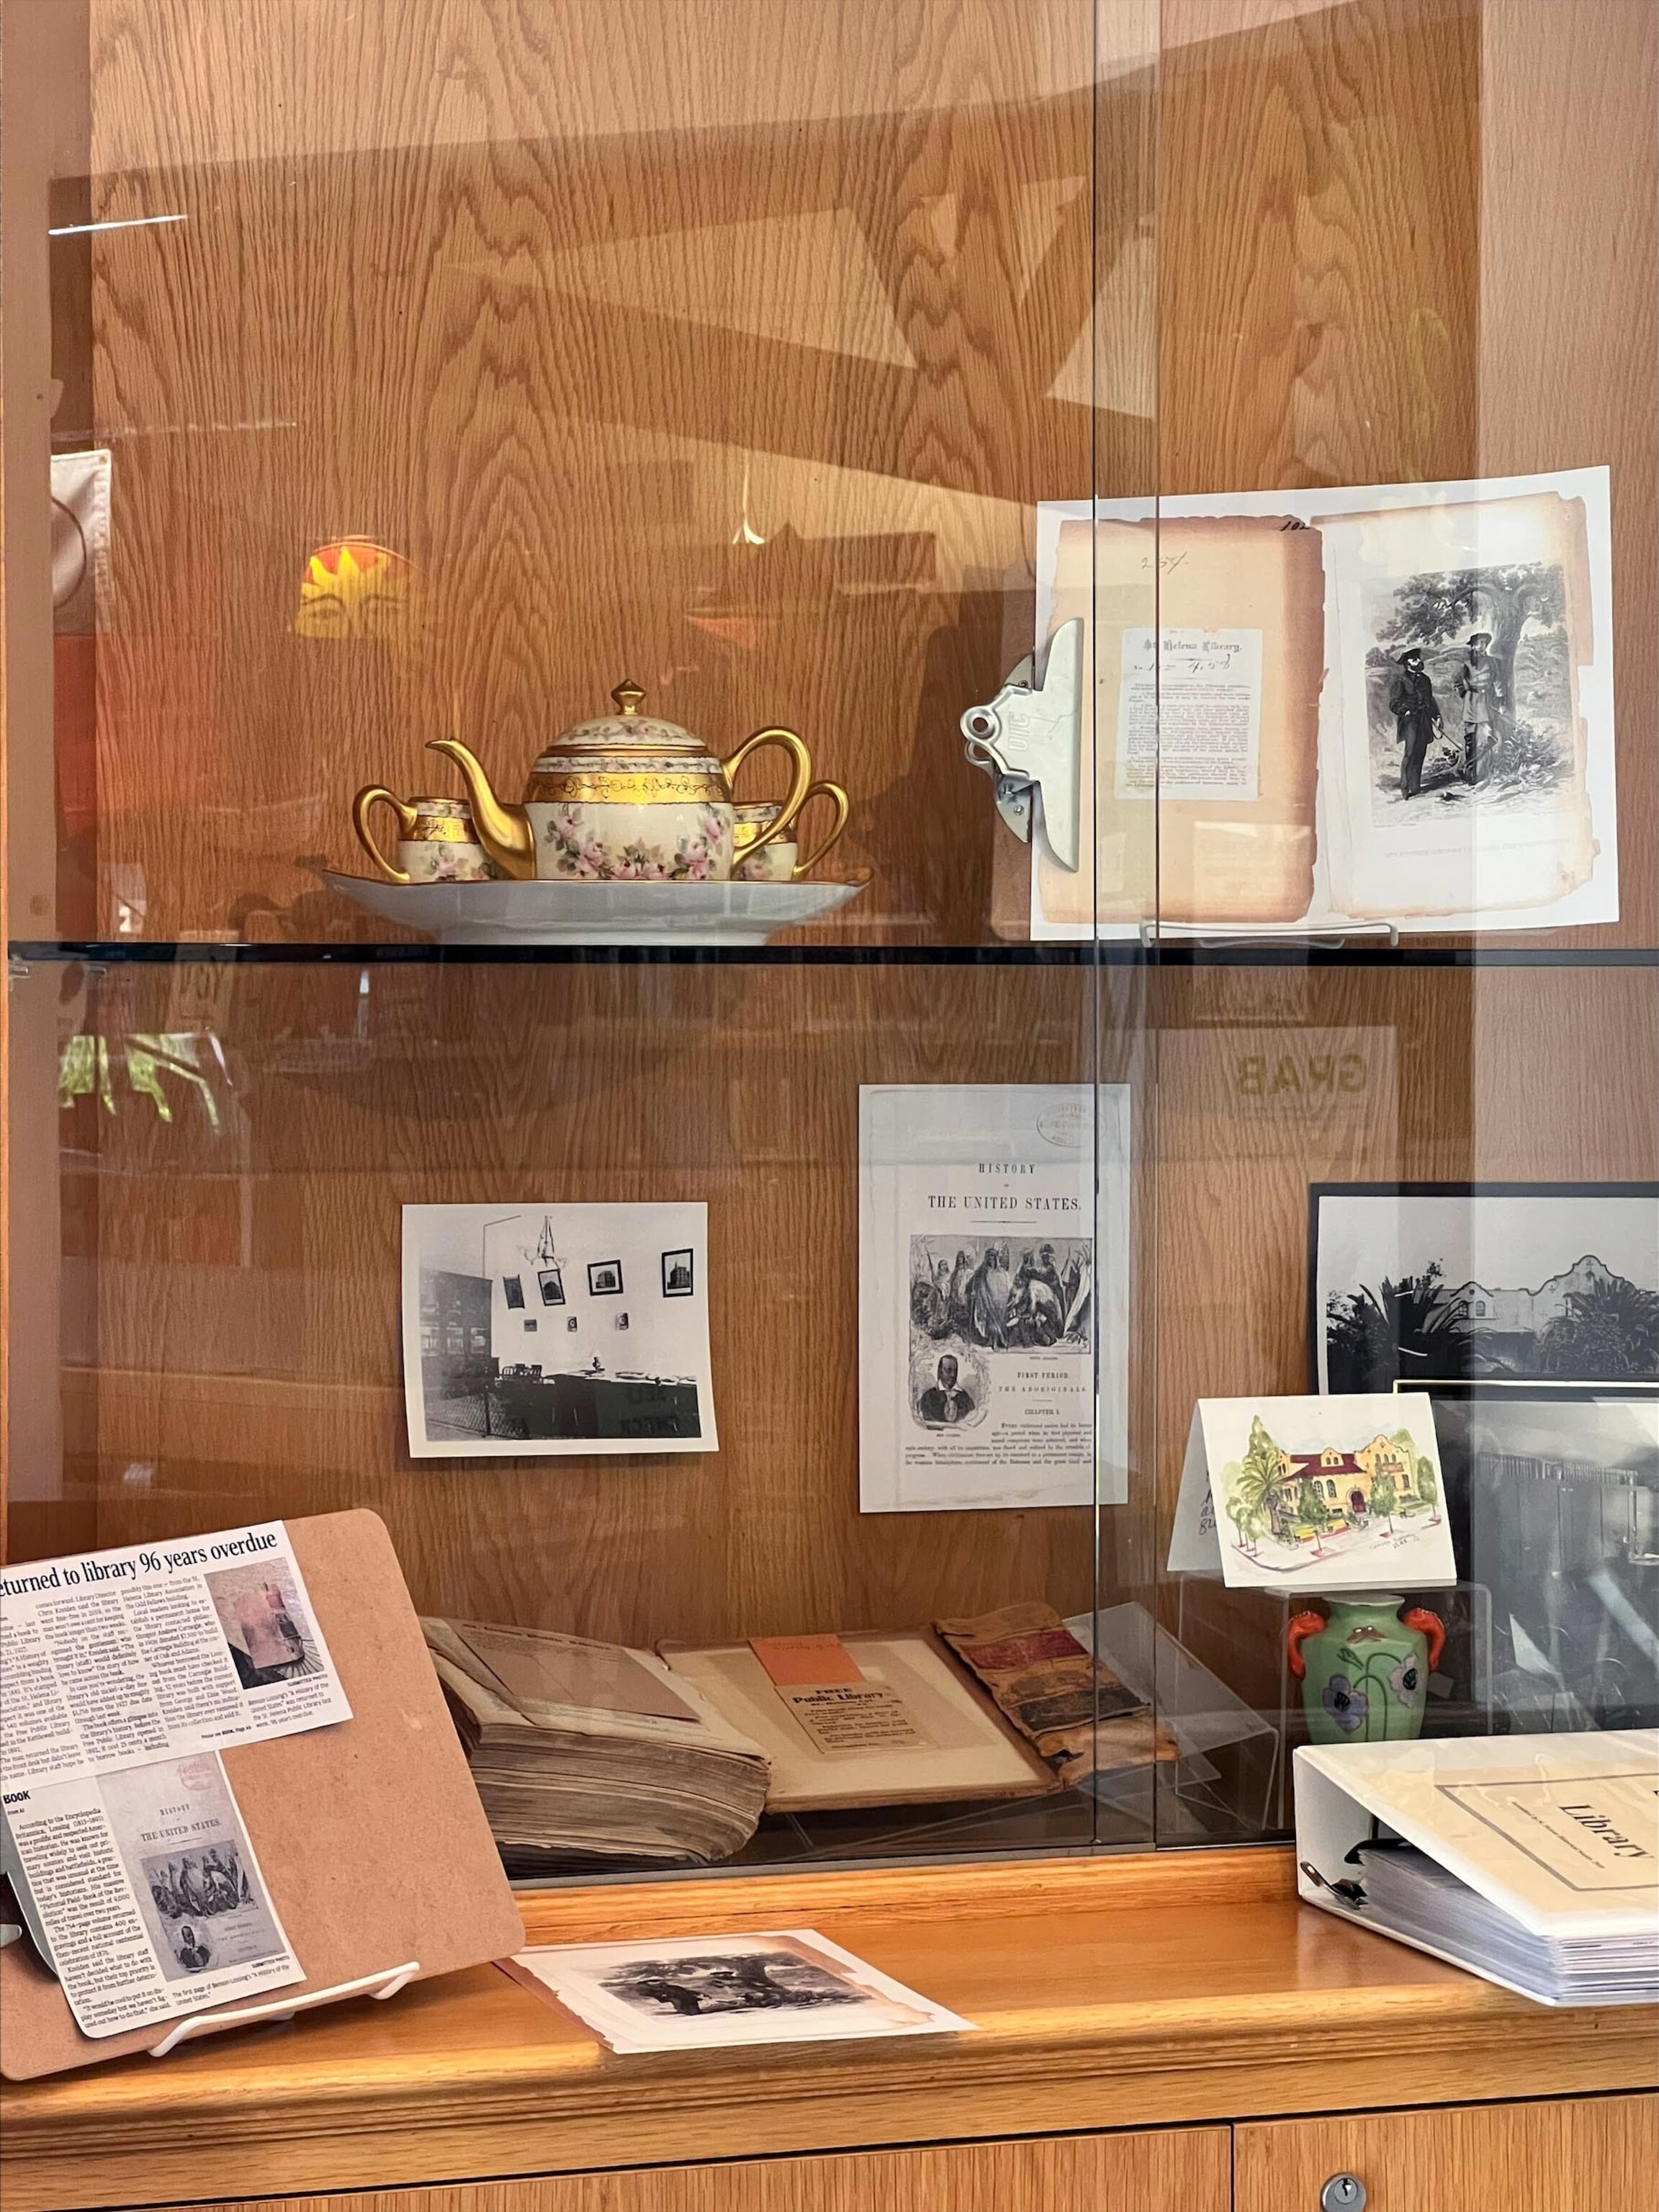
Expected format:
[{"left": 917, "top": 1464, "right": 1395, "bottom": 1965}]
[{"left": 1318, "top": 488, "right": 1608, "bottom": 922}]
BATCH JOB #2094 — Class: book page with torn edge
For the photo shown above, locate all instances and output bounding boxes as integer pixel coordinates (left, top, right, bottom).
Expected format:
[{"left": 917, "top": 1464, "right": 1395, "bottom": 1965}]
[
  {"left": 1319, "top": 490, "right": 1600, "bottom": 920},
  {"left": 1035, "top": 515, "right": 1323, "bottom": 927}
]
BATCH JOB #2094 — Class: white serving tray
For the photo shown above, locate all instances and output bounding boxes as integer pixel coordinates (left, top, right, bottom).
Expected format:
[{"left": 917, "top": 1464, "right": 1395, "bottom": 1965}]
[{"left": 320, "top": 871, "right": 868, "bottom": 946}]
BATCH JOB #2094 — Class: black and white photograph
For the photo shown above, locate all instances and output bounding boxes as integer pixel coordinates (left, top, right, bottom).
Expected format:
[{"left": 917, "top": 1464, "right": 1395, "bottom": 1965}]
[
  {"left": 506, "top": 1928, "right": 971, "bottom": 2054},
  {"left": 1426, "top": 1387, "right": 1659, "bottom": 1736},
  {"left": 403, "top": 1203, "right": 716, "bottom": 1458},
  {"left": 204, "top": 1560, "right": 323, "bottom": 1688},
  {"left": 1363, "top": 562, "right": 1575, "bottom": 819},
  {"left": 503, "top": 1274, "right": 526, "bottom": 1310},
  {"left": 598, "top": 1950, "right": 863, "bottom": 2020},
  {"left": 1312, "top": 1184, "right": 1659, "bottom": 1393}
]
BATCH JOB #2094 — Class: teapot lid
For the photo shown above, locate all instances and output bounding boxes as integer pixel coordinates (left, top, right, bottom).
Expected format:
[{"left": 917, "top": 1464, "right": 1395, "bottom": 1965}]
[{"left": 548, "top": 678, "right": 703, "bottom": 756}]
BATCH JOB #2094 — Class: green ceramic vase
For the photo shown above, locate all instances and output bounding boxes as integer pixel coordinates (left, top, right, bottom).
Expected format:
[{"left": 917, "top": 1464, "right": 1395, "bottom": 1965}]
[{"left": 1286, "top": 1594, "right": 1446, "bottom": 1746}]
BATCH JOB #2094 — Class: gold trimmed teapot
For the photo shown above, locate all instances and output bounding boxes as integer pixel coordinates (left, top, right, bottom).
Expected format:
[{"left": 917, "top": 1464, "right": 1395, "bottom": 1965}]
[{"left": 429, "top": 680, "right": 812, "bottom": 884}]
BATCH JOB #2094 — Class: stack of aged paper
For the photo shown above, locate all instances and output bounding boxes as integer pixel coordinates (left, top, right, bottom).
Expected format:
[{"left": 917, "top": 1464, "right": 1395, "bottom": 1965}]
[
  {"left": 423, "top": 1618, "right": 769, "bottom": 1870},
  {"left": 933, "top": 1602, "right": 1180, "bottom": 1786}
]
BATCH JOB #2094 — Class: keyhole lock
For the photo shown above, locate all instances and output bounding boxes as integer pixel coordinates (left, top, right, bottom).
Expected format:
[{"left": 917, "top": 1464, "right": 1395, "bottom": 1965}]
[{"left": 1320, "top": 2177, "right": 1367, "bottom": 2212}]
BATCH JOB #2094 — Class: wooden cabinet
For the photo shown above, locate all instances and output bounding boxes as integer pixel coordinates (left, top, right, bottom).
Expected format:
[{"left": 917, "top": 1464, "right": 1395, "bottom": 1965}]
[
  {"left": 1236, "top": 2095, "right": 1659, "bottom": 2212},
  {"left": 150, "top": 2131, "right": 1233, "bottom": 2212},
  {"left": 89, "top": 2100, "right": 1659, "bottom": 2212}
]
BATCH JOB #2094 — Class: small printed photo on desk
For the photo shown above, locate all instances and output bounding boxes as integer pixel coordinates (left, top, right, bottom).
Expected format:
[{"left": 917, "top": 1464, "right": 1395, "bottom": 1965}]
[
  {"left": 504, "top": 1928, "right": 973, "bottom": 2054},
  {"left": 401, "top": 1202, "right": 716, "bottom": 1457}
]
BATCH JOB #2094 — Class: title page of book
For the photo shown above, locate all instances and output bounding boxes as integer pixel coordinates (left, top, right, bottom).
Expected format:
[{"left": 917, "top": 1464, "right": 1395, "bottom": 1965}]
[{"left": 858, "top": 1084, "right": 1129, "bottom": 1513}]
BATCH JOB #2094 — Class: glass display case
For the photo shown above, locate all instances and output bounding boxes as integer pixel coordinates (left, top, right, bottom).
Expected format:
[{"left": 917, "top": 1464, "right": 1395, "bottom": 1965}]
[{"left": 4, "top": 0, "right": 1654, "bottom": 1887}]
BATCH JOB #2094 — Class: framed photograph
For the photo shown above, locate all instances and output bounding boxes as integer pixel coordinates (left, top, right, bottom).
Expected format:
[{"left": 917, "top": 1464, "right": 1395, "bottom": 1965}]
[
  {"left": 1413, "top": 1380, "right": 1659, "bottom": 1735},
  {"left": 504, "top": 1928, "right": 970, "bottom": 2054},
  {"left": 1310, "top": 1182, "right": 1659, "bottom": 1393},
  {"left": 402, "top": 1203, "right": 716, "bottom": 1459}
]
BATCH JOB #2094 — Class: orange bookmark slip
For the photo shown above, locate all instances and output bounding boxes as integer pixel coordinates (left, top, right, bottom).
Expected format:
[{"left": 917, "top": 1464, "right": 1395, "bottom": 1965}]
[{"left": 750, "top": 1634, "right": 926, "bottom": 1755}]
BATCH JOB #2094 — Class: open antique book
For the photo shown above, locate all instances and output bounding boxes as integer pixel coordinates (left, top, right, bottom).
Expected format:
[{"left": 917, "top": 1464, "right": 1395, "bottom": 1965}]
[
  {"left": 1022, "top": 468, "right": 1614, "bottom": 936},
  {"left": 424, "top": 1617, "right": 769, "bottom": 1871}
]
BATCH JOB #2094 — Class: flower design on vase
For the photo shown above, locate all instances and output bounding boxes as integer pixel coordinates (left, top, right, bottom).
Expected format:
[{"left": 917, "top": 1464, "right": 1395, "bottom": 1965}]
[
  {"left": 1321, "top": 1673, "right": 1368, "bottom": 1735},
  {"left": 1388, "top": 1655, "right": 1421, "bottom": 1701}
]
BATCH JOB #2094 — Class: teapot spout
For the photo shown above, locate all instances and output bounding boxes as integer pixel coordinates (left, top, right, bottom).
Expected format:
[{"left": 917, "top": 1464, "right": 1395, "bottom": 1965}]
[{"left": 427, "top": 738, "right": 536, "bottom": 879}]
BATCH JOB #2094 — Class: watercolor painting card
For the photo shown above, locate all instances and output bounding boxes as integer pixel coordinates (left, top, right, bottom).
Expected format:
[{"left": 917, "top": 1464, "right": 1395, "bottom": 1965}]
[{"left": 1167, "top": 1393, "right": 1457, "bottom": 1591}]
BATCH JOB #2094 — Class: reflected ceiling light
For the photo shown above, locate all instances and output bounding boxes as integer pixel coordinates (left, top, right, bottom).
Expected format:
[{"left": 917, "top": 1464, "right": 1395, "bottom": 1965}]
[
  {"left": 49, "top": 212, "right": 186, "bottom": 236},
  {"left": 294, "top": 536, "right": 418, "bottom": 641}
]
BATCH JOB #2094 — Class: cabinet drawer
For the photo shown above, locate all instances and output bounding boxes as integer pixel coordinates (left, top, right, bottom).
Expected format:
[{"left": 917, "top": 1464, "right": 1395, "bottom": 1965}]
[
  {"left": 135, "top": 2131, "right": 1229, "bottom": 2212},
  {"left": 1236, "top": 2095, "right": 1658, "bottom": 2212}
]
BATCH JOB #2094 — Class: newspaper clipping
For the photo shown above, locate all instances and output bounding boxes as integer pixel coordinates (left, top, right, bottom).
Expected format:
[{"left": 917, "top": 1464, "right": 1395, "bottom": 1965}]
[
  {"left": 0, "top": 1520, "right": 350, "bottom": 1793},
  {"left": 2, "top": 1751, "right": 300, "bottom": 2036},
  {"left": 0, "top": 1521, "right": 348, "bottom": 2036}
]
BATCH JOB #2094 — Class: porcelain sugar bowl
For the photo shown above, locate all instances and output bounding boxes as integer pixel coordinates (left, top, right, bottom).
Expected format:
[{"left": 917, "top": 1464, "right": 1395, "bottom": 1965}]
[{"left": 429, "top": 680, "right": 812, "bottom": 883}]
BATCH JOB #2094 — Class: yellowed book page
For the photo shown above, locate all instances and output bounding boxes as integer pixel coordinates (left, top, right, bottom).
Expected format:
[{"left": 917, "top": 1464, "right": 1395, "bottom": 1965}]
[{"left": 1036, "top": 516, "right": 1323, "bottom": 927}]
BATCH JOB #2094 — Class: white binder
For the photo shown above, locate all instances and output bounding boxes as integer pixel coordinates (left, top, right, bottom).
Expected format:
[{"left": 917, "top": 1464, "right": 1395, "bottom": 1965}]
[{"left": 1294, "top": 1730, "right": 1659, "bottom": 2006}]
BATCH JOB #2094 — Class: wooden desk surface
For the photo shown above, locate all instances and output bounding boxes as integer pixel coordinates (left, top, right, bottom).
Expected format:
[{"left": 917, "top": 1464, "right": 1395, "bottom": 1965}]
[{"left": 4, "top": 1850, "right": 1654, "bottom": 2212}]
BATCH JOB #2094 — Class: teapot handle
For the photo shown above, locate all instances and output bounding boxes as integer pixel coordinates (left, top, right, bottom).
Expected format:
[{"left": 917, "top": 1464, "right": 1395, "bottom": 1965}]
[
  {"left": 352, "top": 786, "right": 418, "bottom": 883},
  {"left": 724, "top": 726, "right": 812, "bottom": 868},
  {"left": 1401, "top": 1606, "right": 1447, "bottom": 1673},
  {"left": 1285, "top": 1609, "right": 1327, "bottom": 1681},
  {"left": 789, "top": 781, "right": 851, "bottom": 878}
]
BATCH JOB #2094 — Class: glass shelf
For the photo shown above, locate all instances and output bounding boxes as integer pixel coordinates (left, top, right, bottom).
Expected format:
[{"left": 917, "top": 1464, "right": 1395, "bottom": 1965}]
[{"left": 10, "top": 940, "right": 1658, "bottom": 971}]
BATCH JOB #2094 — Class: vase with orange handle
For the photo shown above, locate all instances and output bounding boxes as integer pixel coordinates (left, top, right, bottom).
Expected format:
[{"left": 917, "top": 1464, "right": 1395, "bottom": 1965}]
[{"left": 1286, "top": 1595, "right": 1446, "bottom": 1745}]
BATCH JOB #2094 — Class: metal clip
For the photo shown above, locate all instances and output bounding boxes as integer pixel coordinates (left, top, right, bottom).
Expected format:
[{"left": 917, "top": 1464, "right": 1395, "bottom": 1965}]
[{"left": 961, "top": 618, "right": 1082, "bottom": 871}]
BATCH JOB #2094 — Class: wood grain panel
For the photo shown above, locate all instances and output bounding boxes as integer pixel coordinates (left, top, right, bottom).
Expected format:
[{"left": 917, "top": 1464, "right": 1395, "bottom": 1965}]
[
  {"left": 54, "top": 961, "right": 1118, "bottom": 1655},
  {"left": 111, "top": 2131, "right": 1233, "bottom": 2212},
  {"left": 1475, "top": 0, "right": 1658, "bottom": 945},
  {"left": 1236, "top": 2093, "right": 1659, "bottom": 2212},
  {"left": 73, "top": 0, "right": 1126, "bottom": 943},
  {"left": 4, "top": 1851, "right": 1654, "bottom": 2212},
  {"left": 1159, "top": 0, "right": 1480, "bottom": 498}
]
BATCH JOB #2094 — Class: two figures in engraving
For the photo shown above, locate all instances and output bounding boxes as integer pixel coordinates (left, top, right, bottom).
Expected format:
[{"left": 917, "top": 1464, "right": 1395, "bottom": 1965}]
[{"left": 1390, "top": 631, "right": 1496, "bottom": 799}]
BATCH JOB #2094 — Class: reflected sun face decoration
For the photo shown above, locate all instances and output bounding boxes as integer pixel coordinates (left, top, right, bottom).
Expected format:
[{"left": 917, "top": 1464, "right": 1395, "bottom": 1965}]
[{"left": 294, "top": 536, "right": 418, "bottom": 640}]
